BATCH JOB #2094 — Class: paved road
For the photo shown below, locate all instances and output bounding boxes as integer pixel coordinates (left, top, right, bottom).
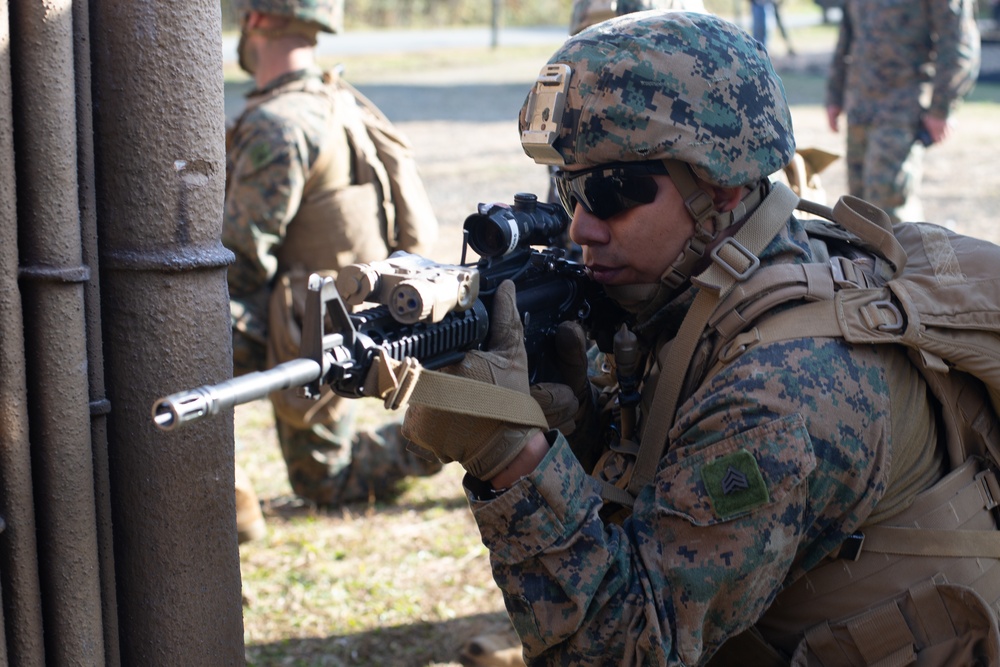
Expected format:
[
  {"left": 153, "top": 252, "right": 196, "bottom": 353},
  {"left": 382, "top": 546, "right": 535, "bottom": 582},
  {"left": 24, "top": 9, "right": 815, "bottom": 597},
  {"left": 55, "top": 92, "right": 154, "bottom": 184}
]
[
  {"left": 221, "top": 26, "right": 569, "bottom": 63},
  {"left": 219, "top": 12, "right": 836, "bottom": 64}
]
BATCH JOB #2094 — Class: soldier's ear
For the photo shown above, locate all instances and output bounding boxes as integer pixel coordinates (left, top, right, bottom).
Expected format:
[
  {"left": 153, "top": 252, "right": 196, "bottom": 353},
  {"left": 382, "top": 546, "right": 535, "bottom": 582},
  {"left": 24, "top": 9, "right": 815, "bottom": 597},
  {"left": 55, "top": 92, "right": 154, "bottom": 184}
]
[{"left": 711, "top": 185, "right": 747, "bottom": 213}]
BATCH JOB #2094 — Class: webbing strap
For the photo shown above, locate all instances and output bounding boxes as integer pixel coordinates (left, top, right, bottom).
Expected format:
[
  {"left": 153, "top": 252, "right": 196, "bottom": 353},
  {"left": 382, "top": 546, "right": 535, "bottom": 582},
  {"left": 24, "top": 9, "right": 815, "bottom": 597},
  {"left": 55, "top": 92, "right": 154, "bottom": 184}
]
[
  {"left": 411, "top": 370, "right": 547, "bottom": 428},
  {"left": 710, "top": 299, "right": 842, "bottom": 376},
  {"left": 859, "top": 525, "right": 1000, "bottom": 558},
  {"left": 831, "top": 196, "right": 907, "bottom": 278},
  {"left": 846, "top": 604, "right": 917, "bottom": 667},
  {"left": 625, "top": 183, "right": 800, "bottom": 496},
  {"left": 369, "top": 352, "right": 548, "bottom": 429},
  {"left": 596, "top": 478, "right": 638, "bottom": 509}
]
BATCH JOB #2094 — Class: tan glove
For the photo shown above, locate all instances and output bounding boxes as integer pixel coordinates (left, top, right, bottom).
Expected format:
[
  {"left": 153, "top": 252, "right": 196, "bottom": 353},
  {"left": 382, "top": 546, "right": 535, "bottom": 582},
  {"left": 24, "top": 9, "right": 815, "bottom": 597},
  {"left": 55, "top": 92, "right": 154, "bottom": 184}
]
[
  {"left": 530, "top": 321, "right": 594, "bottom": 434},
  {"left": 530, "top": 320, "right": 605, "bottom": 471},
  {"left": 401, "top": 280, "right": 541, "bottom": 481}
]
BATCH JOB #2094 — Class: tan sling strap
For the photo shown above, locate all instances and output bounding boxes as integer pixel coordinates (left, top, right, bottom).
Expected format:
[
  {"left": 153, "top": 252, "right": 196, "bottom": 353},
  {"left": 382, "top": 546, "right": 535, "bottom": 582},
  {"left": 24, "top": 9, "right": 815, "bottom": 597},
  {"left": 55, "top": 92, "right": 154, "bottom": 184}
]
[
  {"left": 859, "top": 524, "right": 1000, "bottom": 559},
  {"left": 365, "top": 352, "right": 548, "bottom": 430},
  {"left": 625, "top": 182, "right": 801, "bottom": 496}
]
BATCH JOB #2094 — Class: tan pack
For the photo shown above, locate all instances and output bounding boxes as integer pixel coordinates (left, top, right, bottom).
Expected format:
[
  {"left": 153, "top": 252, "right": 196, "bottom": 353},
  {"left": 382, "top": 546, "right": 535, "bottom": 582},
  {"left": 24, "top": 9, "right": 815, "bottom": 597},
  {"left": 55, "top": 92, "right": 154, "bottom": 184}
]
[
  {"left": 706, "top": 197, "right": 1000, "bottom": 479},
  {"left": 637, "top": 190, "right": 1000, "bottom": 665},
  {"left": 231, "top": 70, "right": 438, "bottom": 264},
  {"left": 323, "top": 71, "right": 437, "bottom": 255}
]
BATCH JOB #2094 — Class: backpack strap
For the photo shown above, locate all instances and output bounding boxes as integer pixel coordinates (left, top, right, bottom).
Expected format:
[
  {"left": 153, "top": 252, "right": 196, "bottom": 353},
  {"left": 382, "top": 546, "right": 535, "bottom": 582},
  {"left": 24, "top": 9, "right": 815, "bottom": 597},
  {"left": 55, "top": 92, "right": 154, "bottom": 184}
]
[
  {"left": 830, "top": 195, "right": 907, "bottom": 277},
  {"left": 859, "top": 523, "right": 1000, "bottom": 558},
  {"left": 624, "top": 183, "right": 800, "bottom": 497}
]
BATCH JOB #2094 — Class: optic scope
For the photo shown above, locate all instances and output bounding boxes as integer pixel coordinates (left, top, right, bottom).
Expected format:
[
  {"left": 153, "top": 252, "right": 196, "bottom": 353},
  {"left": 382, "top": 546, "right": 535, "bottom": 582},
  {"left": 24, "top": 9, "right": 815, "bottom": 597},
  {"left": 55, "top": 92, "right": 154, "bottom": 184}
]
[{"left": 462, "top": 193, "right": 569, "bottom": 258}]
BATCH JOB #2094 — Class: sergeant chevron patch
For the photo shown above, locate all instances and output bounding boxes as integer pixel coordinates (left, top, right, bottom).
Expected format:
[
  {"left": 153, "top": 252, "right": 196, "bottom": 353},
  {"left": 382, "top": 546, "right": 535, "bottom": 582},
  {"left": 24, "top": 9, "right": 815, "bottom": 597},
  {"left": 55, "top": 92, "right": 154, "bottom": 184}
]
[{"left": 701, "top": 449, "right": 769, "bottom": 519}]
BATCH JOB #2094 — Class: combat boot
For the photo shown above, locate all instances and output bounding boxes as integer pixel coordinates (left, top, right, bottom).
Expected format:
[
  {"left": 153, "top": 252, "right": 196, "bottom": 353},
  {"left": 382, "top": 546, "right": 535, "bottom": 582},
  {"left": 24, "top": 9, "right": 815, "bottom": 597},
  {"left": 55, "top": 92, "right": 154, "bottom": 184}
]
[{"left": 235, "top": 464, "right": 266, "bottom": 544}]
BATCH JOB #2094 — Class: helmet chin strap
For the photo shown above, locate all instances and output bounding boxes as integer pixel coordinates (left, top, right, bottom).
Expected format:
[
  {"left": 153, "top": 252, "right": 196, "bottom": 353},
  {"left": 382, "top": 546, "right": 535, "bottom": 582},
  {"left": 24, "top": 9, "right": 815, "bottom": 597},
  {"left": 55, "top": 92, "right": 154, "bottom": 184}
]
[
  {"left": 660, "top": 159, "right": 766, "bottom": 292},
  {"left": 603, "top": 160, "right": 768, "bottom": 319}
]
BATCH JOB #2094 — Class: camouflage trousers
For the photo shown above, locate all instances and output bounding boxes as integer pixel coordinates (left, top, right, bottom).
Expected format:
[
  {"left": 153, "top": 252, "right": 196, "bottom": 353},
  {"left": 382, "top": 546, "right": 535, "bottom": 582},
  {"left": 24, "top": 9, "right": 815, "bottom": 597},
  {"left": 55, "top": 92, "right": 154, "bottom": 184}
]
[
  {"left": 232, "top": 308, "right": 441, "bottom": 507},
  {"left": 276, "top": 410, "right": 442, "bottom": 506},
  {"left": 846, "top": 120, "right": 926, "bottom": 223}
]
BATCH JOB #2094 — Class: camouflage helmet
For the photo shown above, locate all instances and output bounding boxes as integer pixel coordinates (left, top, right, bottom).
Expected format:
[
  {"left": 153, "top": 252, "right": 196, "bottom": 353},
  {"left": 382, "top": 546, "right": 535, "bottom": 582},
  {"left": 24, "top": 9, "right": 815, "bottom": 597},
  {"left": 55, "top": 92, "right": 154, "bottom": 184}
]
[
  {"left": 569, "top": 0, "right": 707, "bottom": 36},
  {"left": 521, "top": 10, "right": 795, "bottom": 189},
  {"left": 232, "top": 0, "right": 344, "bottom": 33}
]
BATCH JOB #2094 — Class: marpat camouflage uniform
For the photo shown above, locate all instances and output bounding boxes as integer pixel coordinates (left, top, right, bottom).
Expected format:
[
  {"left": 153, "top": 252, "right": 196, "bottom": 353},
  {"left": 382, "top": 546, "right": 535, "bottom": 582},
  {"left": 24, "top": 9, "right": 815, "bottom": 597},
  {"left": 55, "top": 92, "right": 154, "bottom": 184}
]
[
  {"left": 825, "top": 0, "right": 980, "bottom": 222},
  {"left": 455, "top": 12, "right": 992, "bottom": 664},
  {"left": 225, "top": 66, "right": 440, "bottom": 506},
  {"left": 465, "top": 209, "right": 947, "bottom": 665}
]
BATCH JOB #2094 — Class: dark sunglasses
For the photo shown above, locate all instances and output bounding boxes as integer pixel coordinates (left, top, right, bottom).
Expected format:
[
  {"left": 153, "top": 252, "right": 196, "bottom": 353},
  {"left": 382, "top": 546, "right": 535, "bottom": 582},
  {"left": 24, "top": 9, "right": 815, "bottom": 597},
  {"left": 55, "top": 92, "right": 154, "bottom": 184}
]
[{"left": 553, "top": 160, "right": 670, "bottom": 220}]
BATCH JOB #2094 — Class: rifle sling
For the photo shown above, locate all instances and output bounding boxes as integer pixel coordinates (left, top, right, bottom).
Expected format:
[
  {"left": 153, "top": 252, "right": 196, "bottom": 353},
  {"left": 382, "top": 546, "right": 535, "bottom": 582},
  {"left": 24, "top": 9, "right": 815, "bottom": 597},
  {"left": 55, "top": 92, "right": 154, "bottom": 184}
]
[{"left": 371, "top": 352, "right": 547, "bottom": 429}]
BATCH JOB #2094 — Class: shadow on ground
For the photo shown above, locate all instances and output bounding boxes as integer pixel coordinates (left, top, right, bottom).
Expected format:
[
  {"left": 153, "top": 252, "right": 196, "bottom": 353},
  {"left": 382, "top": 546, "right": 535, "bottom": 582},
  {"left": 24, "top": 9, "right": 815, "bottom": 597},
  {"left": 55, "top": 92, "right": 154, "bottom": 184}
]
[{"left": 246, "top": 610, "right": 517, "bottom": 667}]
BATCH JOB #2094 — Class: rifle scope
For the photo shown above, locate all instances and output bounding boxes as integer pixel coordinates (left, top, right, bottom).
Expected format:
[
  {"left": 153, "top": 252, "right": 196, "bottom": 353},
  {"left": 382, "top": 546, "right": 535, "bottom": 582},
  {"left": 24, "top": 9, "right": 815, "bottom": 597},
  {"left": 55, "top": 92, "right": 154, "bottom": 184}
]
[{"left": 463, "top": 193, "right": 569, "bottom": 259}]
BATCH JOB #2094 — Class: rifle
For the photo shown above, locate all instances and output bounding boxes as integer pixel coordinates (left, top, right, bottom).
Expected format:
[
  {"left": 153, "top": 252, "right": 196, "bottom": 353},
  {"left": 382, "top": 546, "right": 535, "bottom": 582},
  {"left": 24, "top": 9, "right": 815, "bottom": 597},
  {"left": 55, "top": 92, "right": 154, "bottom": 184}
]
[{"left": 152, "top": 193, "right": 629, "bottom": 431}]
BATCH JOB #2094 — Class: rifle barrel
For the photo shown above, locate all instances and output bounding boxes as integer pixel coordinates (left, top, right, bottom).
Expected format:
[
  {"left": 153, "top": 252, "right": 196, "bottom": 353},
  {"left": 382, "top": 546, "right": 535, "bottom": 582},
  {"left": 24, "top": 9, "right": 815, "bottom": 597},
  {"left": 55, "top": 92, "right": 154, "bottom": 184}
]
[{"left": 152, "top": 358, "right": 322, "bottom": 431}]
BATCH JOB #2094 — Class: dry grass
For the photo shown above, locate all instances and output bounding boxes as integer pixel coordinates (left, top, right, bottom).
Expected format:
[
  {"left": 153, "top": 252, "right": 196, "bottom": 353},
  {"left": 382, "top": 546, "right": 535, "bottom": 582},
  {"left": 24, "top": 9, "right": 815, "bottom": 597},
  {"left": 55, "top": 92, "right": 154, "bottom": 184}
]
[{"left": 237, "top": 400, "right": 518, "bottom": 667}]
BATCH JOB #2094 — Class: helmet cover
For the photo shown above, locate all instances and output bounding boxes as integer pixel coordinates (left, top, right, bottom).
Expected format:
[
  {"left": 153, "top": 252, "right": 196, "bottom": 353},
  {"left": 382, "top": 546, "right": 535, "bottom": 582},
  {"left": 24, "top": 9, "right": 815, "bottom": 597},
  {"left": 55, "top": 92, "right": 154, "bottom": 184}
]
[
  {"left": 521, "top": 10, "right": 795, "bottom": 188},
  {"left": 232, "top": 0, "right": 343, "bottom": 33}
]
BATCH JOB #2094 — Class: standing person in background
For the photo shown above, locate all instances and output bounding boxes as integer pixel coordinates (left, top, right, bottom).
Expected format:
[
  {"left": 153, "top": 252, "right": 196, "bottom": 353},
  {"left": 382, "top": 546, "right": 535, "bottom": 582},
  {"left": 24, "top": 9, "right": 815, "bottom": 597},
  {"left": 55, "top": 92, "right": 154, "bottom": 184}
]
[
  {"left": 825, "top": 0, "right": 980, "bottom": 222},
  {"left": 226, "top": 0, "right": 441, "bottom": 541},
  {"left": 748, "top": 0, "right": 796, "bottom": 55},
  {"left": 568, "top": 0, "right": 706, "bottom": 36},
  {"left": 749, "top": 0, "right": 771, "bottom": 46}
]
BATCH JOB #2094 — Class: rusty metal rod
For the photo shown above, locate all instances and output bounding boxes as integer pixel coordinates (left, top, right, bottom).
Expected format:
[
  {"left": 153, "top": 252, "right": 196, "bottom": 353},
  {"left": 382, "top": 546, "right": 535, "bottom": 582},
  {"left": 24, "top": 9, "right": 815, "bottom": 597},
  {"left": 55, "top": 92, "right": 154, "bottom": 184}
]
[
  {"left": 10, "top": 0, "right": 106, "bottom": 662},
  {"left": 89, "top": 0, "right": 245, "bottom": 662},
  {"left": 0, "top": 1, "right": 45, "bottom": 663}
]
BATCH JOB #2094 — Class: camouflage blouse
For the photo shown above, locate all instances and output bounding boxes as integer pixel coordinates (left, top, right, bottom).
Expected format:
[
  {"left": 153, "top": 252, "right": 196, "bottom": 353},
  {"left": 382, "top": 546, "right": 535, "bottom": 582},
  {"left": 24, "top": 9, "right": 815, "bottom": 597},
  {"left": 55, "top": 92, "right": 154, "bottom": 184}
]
[{"left": 464, "top": 201, "right": 901, "bottom": 665}]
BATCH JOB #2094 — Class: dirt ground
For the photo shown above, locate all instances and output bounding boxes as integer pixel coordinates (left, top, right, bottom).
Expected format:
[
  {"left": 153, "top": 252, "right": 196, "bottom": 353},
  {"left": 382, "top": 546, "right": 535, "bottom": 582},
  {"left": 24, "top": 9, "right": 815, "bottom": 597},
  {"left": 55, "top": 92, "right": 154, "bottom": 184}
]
[{"left": 232, "top": 33, "right": 1000, "bottom": 667}]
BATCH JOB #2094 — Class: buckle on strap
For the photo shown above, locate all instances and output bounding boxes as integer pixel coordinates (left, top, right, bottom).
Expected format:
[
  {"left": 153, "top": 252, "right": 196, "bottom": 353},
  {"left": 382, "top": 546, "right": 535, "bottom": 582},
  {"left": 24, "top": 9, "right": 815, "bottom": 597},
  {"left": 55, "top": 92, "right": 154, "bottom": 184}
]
[
  {"left": 685, "top": 189, "right": 715, "bottom": 222},
  {"left": 836, "top": 531, "right": 866, "bottom": 561},
  {"left": 860, "top": 298, "right": 905, "bottom": 334},
  {"left": 376, "top": 355, "right": 422, "bottom": 410},
  {"left": 977, "top": 469, "right": 1000, "bottom": 511},
  {"left": 710, "top": 237, "right": 761, "bottom": 282}
]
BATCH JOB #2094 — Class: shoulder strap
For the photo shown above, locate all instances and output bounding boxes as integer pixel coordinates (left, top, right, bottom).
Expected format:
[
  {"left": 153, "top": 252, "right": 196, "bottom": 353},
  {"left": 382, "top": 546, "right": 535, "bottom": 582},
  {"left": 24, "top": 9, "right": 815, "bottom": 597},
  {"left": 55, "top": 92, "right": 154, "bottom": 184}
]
[
  {"left": 624, "top": 183, "right": 800, "bottom": 496},
  {"left": 830, "top": 196, "right": 906, "bottom": 276}
]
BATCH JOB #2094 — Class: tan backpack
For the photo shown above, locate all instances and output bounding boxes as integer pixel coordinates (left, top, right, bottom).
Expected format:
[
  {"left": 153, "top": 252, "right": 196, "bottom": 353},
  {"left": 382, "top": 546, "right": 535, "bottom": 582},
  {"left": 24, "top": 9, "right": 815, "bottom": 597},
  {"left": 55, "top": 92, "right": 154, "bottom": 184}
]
[
  {"left": 612, "top": 187, "right": 1000, "bottom": 509},
  {"left": 639, "top": 190, "right": 1000, "bottom": 665},
  {"left": 316, "top": 70, "right": 439, "bottom": 257}
]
